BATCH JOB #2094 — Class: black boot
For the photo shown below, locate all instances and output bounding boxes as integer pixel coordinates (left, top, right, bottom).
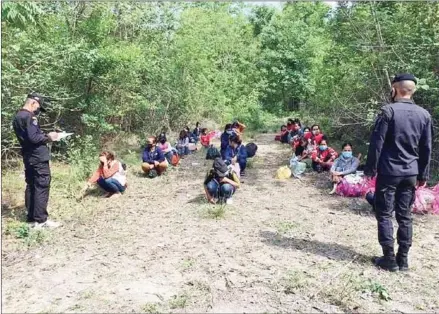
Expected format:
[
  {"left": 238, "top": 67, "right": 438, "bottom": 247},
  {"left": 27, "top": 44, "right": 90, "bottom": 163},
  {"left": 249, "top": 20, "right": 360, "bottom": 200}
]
[
  {"left": 396, "top": 249, "right": 409, "bottom": 271},
  {"left": 373, "top": 247, "right": 398, "bottom": 272}
]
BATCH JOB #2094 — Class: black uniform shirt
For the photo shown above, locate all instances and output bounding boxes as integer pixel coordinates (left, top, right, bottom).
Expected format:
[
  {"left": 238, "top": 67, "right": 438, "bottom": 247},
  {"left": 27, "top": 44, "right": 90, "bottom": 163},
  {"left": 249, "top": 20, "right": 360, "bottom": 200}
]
[
  {"left": 12, "top": 109, "right": 50, "bottom": 165},
  {"left": 365, "top": 98, "right": 433, "bottom": 180}
]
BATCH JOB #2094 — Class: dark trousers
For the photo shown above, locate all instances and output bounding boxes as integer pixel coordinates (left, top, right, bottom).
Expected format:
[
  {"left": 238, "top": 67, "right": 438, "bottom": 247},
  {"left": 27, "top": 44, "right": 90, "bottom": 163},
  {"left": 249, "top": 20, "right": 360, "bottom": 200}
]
[
  {"left": 375, "top": 175, "right": 416, "bottom": 255},
  {"left": 24, "top": 161, "right": 51, "bottom": 223}
]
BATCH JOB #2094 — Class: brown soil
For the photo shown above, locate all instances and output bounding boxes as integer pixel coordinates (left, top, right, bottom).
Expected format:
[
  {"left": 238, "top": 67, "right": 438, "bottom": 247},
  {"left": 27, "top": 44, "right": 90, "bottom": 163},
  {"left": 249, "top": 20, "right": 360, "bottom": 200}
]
[{"left": 2, "top": 133, "right": 439, "bottom": 313}]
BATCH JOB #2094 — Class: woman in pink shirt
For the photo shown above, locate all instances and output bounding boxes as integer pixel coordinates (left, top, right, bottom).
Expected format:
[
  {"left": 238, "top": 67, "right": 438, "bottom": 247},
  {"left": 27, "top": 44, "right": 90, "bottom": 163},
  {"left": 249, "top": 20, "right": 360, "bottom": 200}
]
[{"left": 157, "top": 133, "right": 173, "bottom": 163}]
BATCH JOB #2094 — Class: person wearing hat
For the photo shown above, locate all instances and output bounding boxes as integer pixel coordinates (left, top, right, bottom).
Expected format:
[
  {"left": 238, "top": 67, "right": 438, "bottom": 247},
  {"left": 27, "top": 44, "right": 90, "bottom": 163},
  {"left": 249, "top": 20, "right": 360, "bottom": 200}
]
[
  {"left": 204, "top": 157, "right": 240, "bottom": 205},
  {"left": 365, "top": 73, "right": 433, "bottom": 272},
  {"left": 12, "top": 92, "right": 60, "bottom": 229}
]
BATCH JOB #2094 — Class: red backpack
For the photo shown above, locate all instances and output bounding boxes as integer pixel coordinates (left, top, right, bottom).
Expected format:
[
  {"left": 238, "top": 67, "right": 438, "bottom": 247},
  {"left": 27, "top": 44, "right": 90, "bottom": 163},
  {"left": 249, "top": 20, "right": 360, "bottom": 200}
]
[{"left": 171, "top": 152, "right": 180, "bottom": 166}]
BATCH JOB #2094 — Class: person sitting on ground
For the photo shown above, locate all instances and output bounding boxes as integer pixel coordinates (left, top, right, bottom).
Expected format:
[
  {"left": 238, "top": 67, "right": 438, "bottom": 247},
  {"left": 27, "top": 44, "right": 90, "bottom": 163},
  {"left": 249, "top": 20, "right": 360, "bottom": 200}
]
[
  {"left": 311, "top": 137, "right": 338, "bottom": 173},
  {"left": 289, "top": 119, "right": 304, "bottom": 148},
  {"left": 192, "top": 122, "right": 201, "bottom": 144},
  {"left": 295, "top": 128, "right": 311, "bottom": 157},
  {"left": 220, "top": 123, "right": 234, "bottom": 159},
  {"left": 224, "top": 134, "right": 248, "bottom": 177},
  {"left": 157, "top": 133, "right": 173, "bottom": 163},
  {"left": 88, "top": 151, "right": 127, "bottom": 198},
  {"left": 302, "top": 126, "right": 311, "bottom": 136},
  {"left": 183, "top": 126, "right": 194, "bottom": 144},
  {"left": 204, "top": 157, "right": 241, "bottom": 205},
  {"left": 286, "top": 118, "right": 294, "bottom": 131},
  {"left": 329, "top": 142, "right": 361, "bottom": 194},
  {"left": 280, "top": 125, "right": 290, "bottom": 144},
  {"left": 176, "top": 130, "right": 190, "bottom": 157},
  {"left": 310, "top": 124, "right": 325, "bottom": 146},
  {"left": 142, "top": 136, "right": 168, "bottom": 177},
  {"left": 200, "top": 128, "right": 211, "bottom": 148},
  {"left": 275, "top": 125, "right": 288, "bottom": 142},
  {"left": 297, "top": 132, "right": 315, "bottom": 163}
]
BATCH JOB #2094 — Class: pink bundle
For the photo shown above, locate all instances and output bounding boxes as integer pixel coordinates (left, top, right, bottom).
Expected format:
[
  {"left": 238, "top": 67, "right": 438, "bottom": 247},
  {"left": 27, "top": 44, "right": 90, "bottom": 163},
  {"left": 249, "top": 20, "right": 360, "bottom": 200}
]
[
  {"left": 336, "top": 176, "right": 376, "bottom": 198},
  {"left": 207, "top": 131, "right": 217, "bottom": 140},
  {"left": 413, "top": 184, "right": 439, "bottom": 215}
]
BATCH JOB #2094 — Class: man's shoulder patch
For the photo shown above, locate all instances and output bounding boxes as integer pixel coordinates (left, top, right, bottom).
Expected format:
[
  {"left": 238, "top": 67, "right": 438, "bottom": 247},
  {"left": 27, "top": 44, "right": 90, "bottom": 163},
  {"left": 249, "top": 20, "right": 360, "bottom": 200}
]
[{"left": 31, "top": 117, "right": 38, "bottom": 125}]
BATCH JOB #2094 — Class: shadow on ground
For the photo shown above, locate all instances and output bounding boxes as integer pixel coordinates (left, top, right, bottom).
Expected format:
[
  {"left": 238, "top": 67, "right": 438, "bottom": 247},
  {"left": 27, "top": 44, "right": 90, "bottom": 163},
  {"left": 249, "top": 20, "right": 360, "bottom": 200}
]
[
  {"left": 1, "top": 204, "right": 27, "bottom": 222},
  {"left": 259, "top": 230, "right": 371, "bottom": 264},
  {"left": 187, "top": 194, "right": 206, "bottom": 204}
]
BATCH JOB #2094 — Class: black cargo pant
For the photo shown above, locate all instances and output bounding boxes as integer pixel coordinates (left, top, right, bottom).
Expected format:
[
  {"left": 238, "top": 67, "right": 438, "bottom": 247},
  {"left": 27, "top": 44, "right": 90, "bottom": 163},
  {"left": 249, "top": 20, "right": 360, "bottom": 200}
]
[
  {"left": 375, "top": 175, "right": 416, "bottom": 255},
  {"left": 24, "top": 161, "right": 51, "bottom": 223}
]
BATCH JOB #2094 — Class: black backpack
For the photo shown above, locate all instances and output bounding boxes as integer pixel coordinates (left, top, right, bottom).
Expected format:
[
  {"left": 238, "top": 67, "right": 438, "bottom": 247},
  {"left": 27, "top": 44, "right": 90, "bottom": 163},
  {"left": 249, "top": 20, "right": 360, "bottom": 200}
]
[
  {"left": 246, "top": 143, "right": 258, "bottom": 158},
  {"left": 206, "top": 145, "right": 220, "bottom": 160}
]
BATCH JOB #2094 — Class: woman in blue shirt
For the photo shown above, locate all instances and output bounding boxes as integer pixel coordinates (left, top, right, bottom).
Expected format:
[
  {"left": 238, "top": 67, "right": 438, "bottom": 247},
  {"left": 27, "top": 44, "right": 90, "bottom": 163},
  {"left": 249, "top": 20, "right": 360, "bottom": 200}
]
[{"left": 225, "top": 134, "right": 248, "bottom": 177}]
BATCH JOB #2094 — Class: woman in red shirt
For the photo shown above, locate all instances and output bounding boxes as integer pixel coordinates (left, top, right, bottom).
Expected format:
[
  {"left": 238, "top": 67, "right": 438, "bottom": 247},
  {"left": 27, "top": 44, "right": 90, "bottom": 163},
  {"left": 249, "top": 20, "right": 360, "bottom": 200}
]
[
  {"left": 200, "top": 128, "right": 211, "bottom": 147},
  {"left": 310, "top": 124, "right": 325, "bottom": 145},
  {"left": 311, "top": 137, "right": 338, "bottom": 173}
]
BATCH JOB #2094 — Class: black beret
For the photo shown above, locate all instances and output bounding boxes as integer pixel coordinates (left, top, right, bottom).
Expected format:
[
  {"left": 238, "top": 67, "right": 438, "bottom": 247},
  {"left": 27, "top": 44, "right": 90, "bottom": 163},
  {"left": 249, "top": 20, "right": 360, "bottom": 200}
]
[{"left": 391, "top": 73, "right": 417, "bottom": 84}]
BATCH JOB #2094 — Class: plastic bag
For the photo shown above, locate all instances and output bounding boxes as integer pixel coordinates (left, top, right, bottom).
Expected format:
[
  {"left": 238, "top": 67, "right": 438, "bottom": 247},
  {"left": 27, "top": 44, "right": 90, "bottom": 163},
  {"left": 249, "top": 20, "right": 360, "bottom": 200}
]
[
  {"left": 363, "top": 176, "right": 377, "bottom": 195},
  {"left": 336, "top": 178, "right": 364, "bottom": 197},
  {"left": 289, "top": 156, "right": 306, "bottom": 178},
  {"left": 413, "top": 187, "right": 436, "bottom": 214},
  {"left": 230, "top": 163, "right": 241, "bottom": 179},
  {"left": 336, "top": 175, "right": 376, "bottom": 198},
  {"left": 275, "top": 166, "right": 291, "bottom": 180}
]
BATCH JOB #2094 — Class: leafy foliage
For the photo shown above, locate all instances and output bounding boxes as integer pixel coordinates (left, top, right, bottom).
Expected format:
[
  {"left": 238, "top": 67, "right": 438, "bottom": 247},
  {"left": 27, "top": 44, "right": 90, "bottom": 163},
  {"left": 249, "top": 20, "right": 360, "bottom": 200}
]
[{"left": 2, "top": 2, "right": 438, "bottom": 175}]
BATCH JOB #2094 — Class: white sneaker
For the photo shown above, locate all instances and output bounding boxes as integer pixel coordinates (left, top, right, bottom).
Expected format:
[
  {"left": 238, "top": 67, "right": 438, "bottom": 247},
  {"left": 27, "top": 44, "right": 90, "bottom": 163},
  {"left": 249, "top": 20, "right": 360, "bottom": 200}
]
[
  {"left": 226, "top": 198, "right": 233, "bottom": 205},
  {"left": 33, "top": 220, "right": 62, "bottom": 229}
]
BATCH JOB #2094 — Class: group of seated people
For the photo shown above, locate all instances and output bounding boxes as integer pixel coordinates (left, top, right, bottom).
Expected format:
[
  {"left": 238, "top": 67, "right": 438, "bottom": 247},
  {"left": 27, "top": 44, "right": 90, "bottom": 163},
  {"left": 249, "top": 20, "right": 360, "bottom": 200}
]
[
  {"left": 85, "top": 121, "right": 247, "bottom": 202},
  {"left": 85, "top": 122, "right": 210, "bottom": 198},
  {"left": 203, "top": 121, "right": 247, "bottom": 204},
  {"left": 276, "top": 118, "right": 361, "bottom": 194}
]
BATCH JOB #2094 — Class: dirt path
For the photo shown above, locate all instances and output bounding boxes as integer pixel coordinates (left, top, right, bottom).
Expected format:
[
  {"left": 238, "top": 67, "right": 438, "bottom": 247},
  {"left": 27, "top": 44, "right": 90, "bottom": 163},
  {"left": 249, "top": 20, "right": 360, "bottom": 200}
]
[{"left": 2, "top": 133, "right": 439, "bottom": 313}]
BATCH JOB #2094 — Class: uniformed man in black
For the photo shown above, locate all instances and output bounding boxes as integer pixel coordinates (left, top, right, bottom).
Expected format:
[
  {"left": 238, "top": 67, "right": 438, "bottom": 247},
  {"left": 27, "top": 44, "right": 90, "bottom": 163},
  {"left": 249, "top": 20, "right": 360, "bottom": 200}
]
[
  {"left": 365, "top": 74, "right": 433, "bottom": 272},
  {"left": 12, "top": 93, "right": 60, "bottom": 228}
]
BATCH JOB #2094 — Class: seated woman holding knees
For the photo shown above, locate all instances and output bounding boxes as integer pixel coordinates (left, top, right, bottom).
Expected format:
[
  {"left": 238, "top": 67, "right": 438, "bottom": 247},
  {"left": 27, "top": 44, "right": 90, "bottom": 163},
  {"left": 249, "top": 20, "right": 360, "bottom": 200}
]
[
  {"left": 204, "top": 157, "right": 240, "bottom": 205},
  {"left": 142, "top": 137, "right": 168, "bottom": 177},
  {"left": 311, "top": 137, "right": 338, "bottom": 173},
  {"left": 225, "top": 134, "right": 248, "bottom": 177},
  {"left": 176, "top": 130, "right": 190, "bottom": 157},
  {"left": 88, "top": 151, "right": 127, "bottom": 198},
  {"left": 329, "top": 142, "right": 360, "bottom": 194}
]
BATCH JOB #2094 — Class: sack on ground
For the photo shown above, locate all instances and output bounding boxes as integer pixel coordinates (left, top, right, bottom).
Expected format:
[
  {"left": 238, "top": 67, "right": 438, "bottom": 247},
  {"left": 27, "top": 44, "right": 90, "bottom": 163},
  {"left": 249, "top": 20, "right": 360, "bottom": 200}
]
[
  {"left": 171, "top": 152, "right": 180, "bottom": 166},
  {"left": 275, "top": 166, "right": 291, "bottom": 180},
  {"left": 206, "top": 145, "right": 220, "bottom": 160},
  {"left": 289, "top": 156, "right": 306, "bottom": 177},
  {"left": 413, "top": 187, "right": 436, "bottom": 214},
  {"left": 336, "top": 174, "right": 373, "bottom": 198},
  {"left": 246, "top": 143, "right": 258, "bottom": 158}
]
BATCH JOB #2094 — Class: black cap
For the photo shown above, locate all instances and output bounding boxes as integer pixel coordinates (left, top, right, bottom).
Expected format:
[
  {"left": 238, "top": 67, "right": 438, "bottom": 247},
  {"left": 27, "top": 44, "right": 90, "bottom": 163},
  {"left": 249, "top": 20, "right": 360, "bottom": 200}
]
[
  {"left": 391, "top": 73, "right": 417, "bottom": 85},
  {"left": 27, "top": 92, "right": 48, "bottom": 112},
  {"left": 213, "top": 157, "right": 228, "bottom": 178}
]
